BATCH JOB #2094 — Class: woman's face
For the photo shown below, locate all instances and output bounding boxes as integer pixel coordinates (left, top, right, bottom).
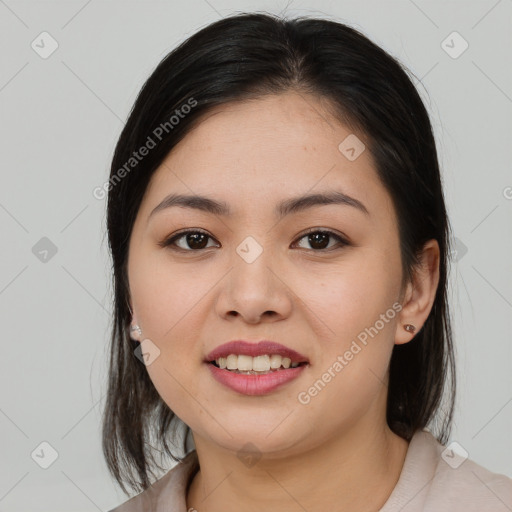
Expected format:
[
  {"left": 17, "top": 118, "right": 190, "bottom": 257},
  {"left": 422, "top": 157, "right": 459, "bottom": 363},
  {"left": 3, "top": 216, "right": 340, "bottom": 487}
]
[{"left": 127, "top": 91, "right": 406, "bottom": 456}]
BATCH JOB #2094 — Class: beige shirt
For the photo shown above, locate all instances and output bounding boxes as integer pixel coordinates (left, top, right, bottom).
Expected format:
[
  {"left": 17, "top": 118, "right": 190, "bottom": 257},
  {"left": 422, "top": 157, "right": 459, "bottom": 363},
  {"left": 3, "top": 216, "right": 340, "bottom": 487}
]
[{"left": 109, "top": 429, "right": 512, "bottom": 511}]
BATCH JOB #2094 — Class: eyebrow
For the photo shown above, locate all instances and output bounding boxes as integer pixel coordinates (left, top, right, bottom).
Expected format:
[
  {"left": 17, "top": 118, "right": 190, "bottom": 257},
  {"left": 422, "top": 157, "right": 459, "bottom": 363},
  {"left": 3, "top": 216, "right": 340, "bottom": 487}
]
[{"left": 148, "top": 190, "right": 369, "bottom": 220}]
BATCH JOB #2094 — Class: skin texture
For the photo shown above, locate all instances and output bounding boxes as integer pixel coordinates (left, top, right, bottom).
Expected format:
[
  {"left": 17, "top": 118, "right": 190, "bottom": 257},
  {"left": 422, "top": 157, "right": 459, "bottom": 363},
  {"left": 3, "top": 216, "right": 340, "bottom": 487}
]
[{"left": 127, "top": 91, "right": 440, "bottom": 512}]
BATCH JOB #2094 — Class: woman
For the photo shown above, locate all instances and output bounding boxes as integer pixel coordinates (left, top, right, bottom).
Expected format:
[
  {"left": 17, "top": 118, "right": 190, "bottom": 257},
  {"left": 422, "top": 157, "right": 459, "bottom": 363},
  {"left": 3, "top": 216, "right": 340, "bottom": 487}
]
[{"left": 102, "top": 12, "right": 512, "bottom": 512}]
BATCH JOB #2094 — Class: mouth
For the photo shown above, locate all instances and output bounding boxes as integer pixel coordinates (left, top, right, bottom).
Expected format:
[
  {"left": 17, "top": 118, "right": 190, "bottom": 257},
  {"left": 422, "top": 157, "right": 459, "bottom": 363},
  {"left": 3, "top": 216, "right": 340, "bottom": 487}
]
[
  {"left": 204, "top": 340, "right": 310, "bottom": 375},
  {"left": 204, "top": 340, "right": 309, "bottom": 395},
  {"left": 205, "top": 354, "right": 309, "bottom": 396},
  {"left": 208, "top": 357, "right": 309, "bottom": 375}
]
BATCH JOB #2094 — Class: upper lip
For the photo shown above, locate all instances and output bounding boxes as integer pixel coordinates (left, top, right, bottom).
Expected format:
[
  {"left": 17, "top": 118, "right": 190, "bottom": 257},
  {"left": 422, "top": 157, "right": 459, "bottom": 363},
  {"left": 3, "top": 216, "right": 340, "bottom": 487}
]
[{"left": 205, "top": 340, "right": 309, "bottom": 364}]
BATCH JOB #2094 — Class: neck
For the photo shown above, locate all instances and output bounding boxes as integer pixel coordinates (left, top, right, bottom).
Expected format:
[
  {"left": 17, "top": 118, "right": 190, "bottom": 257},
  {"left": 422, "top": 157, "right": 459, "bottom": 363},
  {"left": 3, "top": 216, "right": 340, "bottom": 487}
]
[{"left": 186, "top": 418, "right": 409, "bottom": 512}]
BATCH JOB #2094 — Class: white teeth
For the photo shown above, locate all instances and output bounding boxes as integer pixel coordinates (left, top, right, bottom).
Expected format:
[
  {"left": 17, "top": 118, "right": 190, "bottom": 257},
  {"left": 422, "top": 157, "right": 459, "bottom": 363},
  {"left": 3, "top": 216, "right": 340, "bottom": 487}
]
[
  {"left": 226, "top": 354, "right": 238, "bottom": 370},
  {"left": 214, "top": 354, "right": 303, "bottom": 372},
  {"left": 253, "top": 355, "right": 270, "bottom": 371},
  {"left": 237, "top": 355, "right": 253, "bottom": 371},
  {"left": 269, "top": 354, "right": 282, "bottom": 369}
]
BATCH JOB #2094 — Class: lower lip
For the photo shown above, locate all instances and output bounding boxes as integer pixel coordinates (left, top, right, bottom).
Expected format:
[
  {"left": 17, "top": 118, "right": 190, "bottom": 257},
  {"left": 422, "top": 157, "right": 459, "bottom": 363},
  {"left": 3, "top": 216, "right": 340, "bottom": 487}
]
[{"left": 206, "top": 362, "right": 307, "bottom": 396}]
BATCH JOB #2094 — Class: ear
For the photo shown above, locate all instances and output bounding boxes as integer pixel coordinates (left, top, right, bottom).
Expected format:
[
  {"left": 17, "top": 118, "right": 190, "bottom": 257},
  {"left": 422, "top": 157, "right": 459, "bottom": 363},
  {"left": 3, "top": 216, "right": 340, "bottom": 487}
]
[
  {"left": 395, "top": 239, "right": 440, "bottom": 345},
  {"left": 128, "top": 299, "right": 142, "bottom": 342}
]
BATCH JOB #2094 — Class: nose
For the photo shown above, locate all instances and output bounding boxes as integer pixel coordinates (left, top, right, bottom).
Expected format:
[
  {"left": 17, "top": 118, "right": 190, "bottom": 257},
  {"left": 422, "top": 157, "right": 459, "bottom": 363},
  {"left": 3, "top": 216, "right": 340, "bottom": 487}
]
[{"left": 214, "top": 245, "right": 293, "bottom": 324}]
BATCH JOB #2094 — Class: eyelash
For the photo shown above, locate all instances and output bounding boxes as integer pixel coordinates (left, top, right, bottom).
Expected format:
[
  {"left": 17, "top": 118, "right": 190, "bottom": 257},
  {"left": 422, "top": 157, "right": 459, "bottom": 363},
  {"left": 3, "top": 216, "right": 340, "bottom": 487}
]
[{"left": 159, "top": 227, "right": 349, "bottom": 253}]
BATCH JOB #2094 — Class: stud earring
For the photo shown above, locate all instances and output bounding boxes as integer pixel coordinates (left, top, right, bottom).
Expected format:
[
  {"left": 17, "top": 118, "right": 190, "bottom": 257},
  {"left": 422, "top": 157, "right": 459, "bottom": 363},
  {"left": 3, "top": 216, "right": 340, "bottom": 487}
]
[
  {"left": 404, "top": 324, "right": 416, "bottom": 333},
  {"left": 130, "top": 324, "right": 142, "bottom": 338}
]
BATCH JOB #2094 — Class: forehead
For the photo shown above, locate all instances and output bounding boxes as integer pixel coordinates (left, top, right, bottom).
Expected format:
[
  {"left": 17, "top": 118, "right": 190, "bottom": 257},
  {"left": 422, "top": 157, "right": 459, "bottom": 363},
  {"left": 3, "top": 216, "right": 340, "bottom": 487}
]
[{"left": 141, "top": 92, "right": 388, "bottom": 219}]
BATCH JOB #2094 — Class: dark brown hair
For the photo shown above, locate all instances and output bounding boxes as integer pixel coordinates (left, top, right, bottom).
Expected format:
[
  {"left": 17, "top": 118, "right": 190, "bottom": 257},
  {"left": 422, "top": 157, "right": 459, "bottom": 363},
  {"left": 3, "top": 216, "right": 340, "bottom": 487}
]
[{"left": 102, "top": 11, "right": 456, "bottom": 496}]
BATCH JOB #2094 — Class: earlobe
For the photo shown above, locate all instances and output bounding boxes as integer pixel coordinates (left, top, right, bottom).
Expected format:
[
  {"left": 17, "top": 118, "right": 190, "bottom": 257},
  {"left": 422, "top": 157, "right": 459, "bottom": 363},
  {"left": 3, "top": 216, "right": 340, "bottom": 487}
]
[
  {"left": 395, "top": 239, "right": 440, "bottom": 346},
  {"left": 404, "top": 324, "right": 416, "bottom": 333},
  {"left": 130, "top": 324, "right": 142, "bottom": 341},
  {"left": 127, "top": 299, "right": 142, "bottom": 342},
  {"left": 395, "top": 317, "right": 418, "bottom": 346}
]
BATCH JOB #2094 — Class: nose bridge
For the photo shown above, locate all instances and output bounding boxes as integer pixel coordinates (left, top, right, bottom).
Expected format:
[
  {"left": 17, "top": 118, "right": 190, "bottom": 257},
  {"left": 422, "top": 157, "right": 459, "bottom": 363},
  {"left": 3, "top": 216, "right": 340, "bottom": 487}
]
[
  {"left": 215, "top": 233, "right": 291, "bottom": 321},
  {"left": 233, "top": 234, "right": 276, "bottom": 290}
]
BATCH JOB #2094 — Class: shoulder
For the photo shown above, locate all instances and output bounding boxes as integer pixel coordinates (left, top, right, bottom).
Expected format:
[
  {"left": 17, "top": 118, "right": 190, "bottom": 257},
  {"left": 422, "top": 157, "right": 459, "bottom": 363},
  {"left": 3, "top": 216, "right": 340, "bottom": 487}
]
[
  {"left": 108, "top": 450, "right": 199, "bottom": 512},
  {"left": 423, "top": 431, "right": 512, "bottom": 512},
  {"left": 381, "top": 429, "right": 512, "bottom": 512}
]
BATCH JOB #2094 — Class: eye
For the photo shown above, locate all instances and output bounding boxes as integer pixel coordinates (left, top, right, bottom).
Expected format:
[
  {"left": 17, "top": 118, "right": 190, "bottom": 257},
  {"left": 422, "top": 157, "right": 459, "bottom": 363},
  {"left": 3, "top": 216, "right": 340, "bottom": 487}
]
[
  {"left": 292, "top": 229, "right": 348, "bottom": 251},
  {"left": 159, "top": 229, "right": 219, "bottom": 251},
  {"left": 160, "top": 228, "right": 349, "bottom": 252}
]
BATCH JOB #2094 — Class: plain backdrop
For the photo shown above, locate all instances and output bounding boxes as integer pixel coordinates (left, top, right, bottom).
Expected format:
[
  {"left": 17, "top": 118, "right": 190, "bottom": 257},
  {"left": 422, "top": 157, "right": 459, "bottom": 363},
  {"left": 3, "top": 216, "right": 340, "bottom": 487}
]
[{"left": 0, "top": 1, "right": 511, "bottom": 510}]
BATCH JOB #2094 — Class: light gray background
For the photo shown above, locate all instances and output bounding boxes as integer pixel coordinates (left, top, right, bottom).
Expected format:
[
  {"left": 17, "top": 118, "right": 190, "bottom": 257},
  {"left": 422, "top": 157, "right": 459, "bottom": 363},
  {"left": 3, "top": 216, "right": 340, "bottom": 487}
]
[{"left": 1, "top": 0, "right": 511, "bottom": 510}]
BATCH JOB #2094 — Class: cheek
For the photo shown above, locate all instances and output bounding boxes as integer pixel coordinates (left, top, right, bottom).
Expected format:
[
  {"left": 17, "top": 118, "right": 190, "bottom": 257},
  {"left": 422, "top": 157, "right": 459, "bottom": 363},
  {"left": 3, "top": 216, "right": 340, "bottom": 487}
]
[
  {"left": 293, "top": 265, "right": 398, "bottom": 431},
  {"left": 128, "top": 254, "right": 212, "bottom": 403},
  {"left": 130, "top": 252, "right": 213, "bottom": 343},
  {"left": 292, "top": 248, "right": 400, "bottom": 384},
  {"left": 294, "top": 249, "right": 398, "bottom": 332},
  {"left": 133, "top": 262, "right": 206, "bottom": 414}
]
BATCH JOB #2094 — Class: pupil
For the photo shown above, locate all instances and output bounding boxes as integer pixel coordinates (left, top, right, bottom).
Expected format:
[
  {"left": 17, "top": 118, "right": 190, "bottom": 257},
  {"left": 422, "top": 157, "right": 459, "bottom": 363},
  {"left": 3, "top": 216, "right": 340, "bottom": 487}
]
[
  {"left": 309, "top": 232, "right": 329, "bottom": 250},
  {"left": 188, "top": 233, "right": 208, "bottom": 249}
]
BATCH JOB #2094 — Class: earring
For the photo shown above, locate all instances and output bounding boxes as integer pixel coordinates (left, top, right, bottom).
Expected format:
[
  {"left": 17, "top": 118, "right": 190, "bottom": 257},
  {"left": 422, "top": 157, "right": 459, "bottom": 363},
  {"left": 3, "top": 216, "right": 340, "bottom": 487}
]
[
  {"left": 404, "top": 324, "right": 416, "bottom": 333},
  {"left": 130, "top": 324, "right": 142, "bottom": 338}
]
